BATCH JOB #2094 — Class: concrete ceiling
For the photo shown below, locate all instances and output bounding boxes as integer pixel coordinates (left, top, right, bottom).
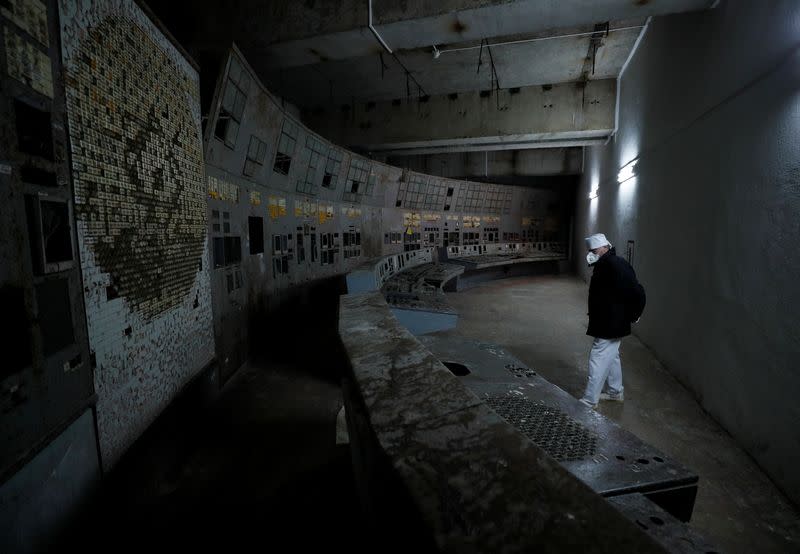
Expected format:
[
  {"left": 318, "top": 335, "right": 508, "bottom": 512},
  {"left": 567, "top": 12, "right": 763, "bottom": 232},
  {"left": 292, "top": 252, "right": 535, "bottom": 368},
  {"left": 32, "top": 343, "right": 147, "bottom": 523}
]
[
  {"left": 233, "top": 0, "right": 716, "bottom": 109},
  {"left": 267, "top": 22, "right": 646, "bottom": 107},
  {"left": 151, "top": 0, "right": 715, "bottom": 109},
  {"left": 148, "top": 0, "right": 716, "bottom": 165}
]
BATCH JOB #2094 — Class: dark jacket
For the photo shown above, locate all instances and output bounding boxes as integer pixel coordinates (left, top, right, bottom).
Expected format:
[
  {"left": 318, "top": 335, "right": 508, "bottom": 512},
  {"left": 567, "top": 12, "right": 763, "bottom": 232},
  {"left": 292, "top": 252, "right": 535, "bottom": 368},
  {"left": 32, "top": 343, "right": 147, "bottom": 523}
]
[{"left": 587, "top": 247, "right": 646, "bottom": 339}]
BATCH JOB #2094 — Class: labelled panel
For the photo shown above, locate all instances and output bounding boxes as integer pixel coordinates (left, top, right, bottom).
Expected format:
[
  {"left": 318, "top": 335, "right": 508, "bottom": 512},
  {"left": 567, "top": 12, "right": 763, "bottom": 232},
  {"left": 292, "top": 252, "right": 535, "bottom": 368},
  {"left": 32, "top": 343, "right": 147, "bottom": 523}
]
[
  {"left": 272, "top": 118, "right": 296, "bottom": 175},
  {"left": 214, "top": 56, "right": 248, "bottom": 148}
]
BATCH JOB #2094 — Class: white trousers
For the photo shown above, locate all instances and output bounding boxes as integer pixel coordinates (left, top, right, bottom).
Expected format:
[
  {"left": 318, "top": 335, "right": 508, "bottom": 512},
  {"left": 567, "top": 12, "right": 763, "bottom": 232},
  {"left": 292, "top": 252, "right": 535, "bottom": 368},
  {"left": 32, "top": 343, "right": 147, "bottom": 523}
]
[{"left": 581, "top": 338, "right": 623, "bottom": 405}]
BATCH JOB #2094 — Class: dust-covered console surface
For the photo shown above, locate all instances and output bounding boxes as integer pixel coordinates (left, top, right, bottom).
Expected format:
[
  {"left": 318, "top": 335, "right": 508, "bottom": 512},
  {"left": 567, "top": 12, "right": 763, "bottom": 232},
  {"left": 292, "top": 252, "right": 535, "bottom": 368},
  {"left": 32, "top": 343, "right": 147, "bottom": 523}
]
[
  {"left": 419, "top": 335, "right": 703, "bottom": 531},
  {"left": 418, "top": 336, "right": 713, "bottom": 552},
  {"left": 380, "top": 263, "right": 464, "bottom": 334}
]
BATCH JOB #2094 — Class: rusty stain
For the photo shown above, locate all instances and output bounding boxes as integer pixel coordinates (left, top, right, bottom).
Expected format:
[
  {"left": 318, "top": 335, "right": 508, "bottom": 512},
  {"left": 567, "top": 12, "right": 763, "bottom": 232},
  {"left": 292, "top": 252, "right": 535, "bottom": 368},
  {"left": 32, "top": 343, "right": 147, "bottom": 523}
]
[{"left": 451, "top": 19, "right": 467, "bottom": 33}]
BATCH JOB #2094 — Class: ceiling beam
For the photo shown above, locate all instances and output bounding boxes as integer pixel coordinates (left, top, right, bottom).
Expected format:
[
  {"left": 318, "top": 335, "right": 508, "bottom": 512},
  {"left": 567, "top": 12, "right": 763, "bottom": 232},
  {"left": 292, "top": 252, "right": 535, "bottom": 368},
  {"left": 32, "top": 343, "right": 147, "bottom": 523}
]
[
  {"left": 247, "top": 0, "right": 716, "bottom": 71},
  {"left": 302, "top": 79, "right": 616, "bottom": 155},
  {"left": 384, "top": 148, "right": 584, "bottom": 177}
]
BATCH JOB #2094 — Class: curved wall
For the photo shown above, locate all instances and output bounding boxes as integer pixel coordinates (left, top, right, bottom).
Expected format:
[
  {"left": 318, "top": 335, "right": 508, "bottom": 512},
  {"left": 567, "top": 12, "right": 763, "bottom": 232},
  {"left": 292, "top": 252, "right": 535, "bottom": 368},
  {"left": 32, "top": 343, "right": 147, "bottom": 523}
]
[{"left": 203, "top": 45, "right": 572, "bottom": 381}]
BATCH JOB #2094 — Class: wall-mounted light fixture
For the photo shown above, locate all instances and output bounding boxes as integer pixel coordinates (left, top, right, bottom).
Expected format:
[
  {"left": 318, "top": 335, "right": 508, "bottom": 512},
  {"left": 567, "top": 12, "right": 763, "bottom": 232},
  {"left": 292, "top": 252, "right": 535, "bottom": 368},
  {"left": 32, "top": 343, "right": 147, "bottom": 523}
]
[
  {"left": 617, "top": 159, "right": 638, "bottom": 183},
  {"left": 588, "top": 187, "right": 599, "bottom": 200}
]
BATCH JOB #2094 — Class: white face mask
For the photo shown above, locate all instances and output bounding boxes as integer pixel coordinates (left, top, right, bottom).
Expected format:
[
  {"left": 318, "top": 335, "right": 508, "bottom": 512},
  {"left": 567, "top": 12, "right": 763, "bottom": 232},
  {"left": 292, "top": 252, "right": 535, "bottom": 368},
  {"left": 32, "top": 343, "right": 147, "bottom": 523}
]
[{"left": 586, "top": 252, "right": 600, "bottom": 265}]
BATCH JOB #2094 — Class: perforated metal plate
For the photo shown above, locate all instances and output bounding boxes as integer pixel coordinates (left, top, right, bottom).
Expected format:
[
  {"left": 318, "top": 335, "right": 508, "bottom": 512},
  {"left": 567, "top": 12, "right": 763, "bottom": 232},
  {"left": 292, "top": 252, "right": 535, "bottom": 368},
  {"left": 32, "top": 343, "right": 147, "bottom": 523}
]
[{"left": 486, "top": 395, "right": 598, "bottom": 462}]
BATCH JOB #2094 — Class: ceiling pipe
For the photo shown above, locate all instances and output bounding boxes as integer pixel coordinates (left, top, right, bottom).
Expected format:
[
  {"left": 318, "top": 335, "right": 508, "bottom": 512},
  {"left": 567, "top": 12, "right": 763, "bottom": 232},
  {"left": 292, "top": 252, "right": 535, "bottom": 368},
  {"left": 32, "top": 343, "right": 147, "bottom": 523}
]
[
  {"left": 368, "top": 0, "right": 427, "bottom": 97},
  {"left": 433, "top": 25, "right": 644, "bottom": 58},
  {"left": 368, "top": 0, "right": 393, "bottom": 54}
]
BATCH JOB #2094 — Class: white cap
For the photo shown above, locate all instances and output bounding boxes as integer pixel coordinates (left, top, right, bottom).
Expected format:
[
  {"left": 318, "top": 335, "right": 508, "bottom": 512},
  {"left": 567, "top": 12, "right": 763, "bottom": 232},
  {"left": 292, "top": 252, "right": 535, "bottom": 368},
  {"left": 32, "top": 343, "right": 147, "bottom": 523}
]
[{"left": 585, "top": 233, "right": 611, "bottom": 250}]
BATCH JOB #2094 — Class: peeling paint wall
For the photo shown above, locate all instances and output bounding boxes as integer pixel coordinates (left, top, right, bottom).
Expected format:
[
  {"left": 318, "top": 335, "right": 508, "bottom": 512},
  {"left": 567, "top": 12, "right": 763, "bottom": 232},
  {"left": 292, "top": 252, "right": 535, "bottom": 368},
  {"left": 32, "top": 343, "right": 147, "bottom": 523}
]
[
  {"left": 574, "top": 0, "right": 800, "bottom": 504},
  {"left": 203, "top": 47, "right": 572, "bottom": 382},
  {"left": 58, "top": 0, "right": 214, "bottom": 468}
]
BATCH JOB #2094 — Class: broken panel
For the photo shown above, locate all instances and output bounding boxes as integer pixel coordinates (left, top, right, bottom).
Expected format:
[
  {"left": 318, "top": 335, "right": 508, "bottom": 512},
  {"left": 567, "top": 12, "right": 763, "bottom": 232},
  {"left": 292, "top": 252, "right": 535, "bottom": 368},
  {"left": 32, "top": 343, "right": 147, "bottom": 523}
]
[
  {"left": 0, "top": 285, "right": 33, "bottom": 378},
  {"left": 35, "top": 277, "right": 75, "bottom": 356},
  {"left": 296, "top": 226, "right": 306, "bottom": 263},
  {"left": 213, "top": 236, "right": 241, "bottom": 268},
  {"left": 223, "top": 236, "right": 241, "bottom": 265},
  {"left": 20, "top": 165, "right": 57, "bottom": 187},
  {"left": 25, "top": 194, "right": 74, "bottom": 274},
  {"left": 272, "top": 118, "right": 297, "bottom": 175},
  {"left": 321, "top": 149, "right": 342, "bottom": 190},
  {"left": 215, "top": 62, "right": 248, "bottom": 148},
  {"left": 272, "top": 234, "right": 291, "bottom": 276},
  {"left": 248, "top": 216, "right": 264, "bottom": 254},
  {"left": 14, "top": 98, "right": 54, "bottom": 160},
  {"left": 213, "top": 237, "right": 225, "bottom": 268},
  {"left": 243, "top": 135, "right": 266, "bottom": 177}
]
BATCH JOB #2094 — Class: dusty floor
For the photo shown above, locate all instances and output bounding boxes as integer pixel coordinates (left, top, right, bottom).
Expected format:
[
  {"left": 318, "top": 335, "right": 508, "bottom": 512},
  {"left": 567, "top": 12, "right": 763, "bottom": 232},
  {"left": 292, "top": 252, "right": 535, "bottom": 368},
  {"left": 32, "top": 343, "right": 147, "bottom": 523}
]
[
  {"left": 61, "top": 360, "right": 365, "bottom": 551},
  {"left": 436, "top": 274, "right": 800, "bottom": 554}
]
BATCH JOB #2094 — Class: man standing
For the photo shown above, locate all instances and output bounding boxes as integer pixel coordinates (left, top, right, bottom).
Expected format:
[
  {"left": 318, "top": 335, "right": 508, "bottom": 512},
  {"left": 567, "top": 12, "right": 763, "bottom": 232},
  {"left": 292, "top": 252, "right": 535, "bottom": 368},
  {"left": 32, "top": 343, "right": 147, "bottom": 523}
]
[{"left": 580, "top": 233, "right": 646, "bottom": 408}]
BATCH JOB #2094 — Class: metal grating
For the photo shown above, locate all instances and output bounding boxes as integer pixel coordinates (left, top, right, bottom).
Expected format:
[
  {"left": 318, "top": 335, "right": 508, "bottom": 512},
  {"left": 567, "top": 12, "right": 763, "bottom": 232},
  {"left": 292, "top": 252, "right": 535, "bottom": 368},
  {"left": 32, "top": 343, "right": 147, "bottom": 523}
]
[{"left": 485, "top": 395, "right": 598, "bottom": 462}]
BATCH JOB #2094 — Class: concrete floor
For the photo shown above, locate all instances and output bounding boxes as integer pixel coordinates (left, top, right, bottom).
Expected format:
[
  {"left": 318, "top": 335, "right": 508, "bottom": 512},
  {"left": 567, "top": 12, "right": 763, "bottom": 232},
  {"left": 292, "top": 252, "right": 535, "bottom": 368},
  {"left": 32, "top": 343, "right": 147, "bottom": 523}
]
[
  {"left": 435, "top": 274, "right": 800, "bottom": 554},
  {"left": 61, "top": 339, "right": 370, "bottom": 551}
]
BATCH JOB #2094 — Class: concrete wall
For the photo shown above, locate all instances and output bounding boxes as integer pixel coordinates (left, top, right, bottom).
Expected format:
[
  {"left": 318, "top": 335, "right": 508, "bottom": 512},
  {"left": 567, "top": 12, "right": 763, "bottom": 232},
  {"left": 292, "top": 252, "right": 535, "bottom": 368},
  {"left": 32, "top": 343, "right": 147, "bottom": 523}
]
[
  {"left": 58, "top": 0, "right": 215, "bottom": 469},
  {"left": 301, "top": 79, "right": 615, "bottom": 153},
  {"left": 385, "top": 148, "right": 583, "bottom": 179},
  {"left": 573, "top": 0, "right": 800, "bottom": 504},
  {"left": 203, "top": 46, "right": 572, "bottom": 382}
]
